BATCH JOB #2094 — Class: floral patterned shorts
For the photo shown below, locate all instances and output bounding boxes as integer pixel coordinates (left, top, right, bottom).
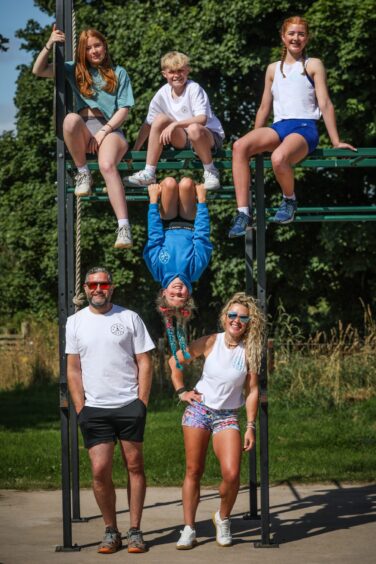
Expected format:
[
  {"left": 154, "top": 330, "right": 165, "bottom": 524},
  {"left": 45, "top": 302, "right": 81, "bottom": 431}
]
[{"left": 182, "top": 401, "right": 239, "bottom": 435}]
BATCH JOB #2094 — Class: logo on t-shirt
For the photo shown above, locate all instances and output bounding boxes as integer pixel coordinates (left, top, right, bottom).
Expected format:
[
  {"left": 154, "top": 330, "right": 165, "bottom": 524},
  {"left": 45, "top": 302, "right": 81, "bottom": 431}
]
[
  {"left": 111, "top": 323, "right": 125, "bottom": 336},
  {"left": 181, "top": 106, "right": 188, "bottom": 114},
  {"left": 159, "top": 249, "right": 170, "bottom": 264}
]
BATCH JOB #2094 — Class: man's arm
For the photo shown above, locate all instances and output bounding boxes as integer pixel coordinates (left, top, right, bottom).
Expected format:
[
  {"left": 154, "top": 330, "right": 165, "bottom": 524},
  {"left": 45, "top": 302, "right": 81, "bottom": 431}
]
[
  {"left": 67, "top": 354, "right": 85, "bottom": 414},
  {"left": 135, "top": 351, "right": 153, "bottom": 406}
]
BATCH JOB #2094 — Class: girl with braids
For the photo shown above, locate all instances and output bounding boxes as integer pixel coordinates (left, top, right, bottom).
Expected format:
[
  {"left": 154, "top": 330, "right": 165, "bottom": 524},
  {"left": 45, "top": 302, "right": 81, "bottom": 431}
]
[
  {"left": 229, "top": 15, "right": 356, "bottom": 237},
  {"left": 168, "top": 292, "right": 265, "bottom": 549},
  {"left": 143, "top": 178, "right": 212, "bottom": 364},
  {"left": 33, "top": 26, "right": 134, "bottom": 249}
]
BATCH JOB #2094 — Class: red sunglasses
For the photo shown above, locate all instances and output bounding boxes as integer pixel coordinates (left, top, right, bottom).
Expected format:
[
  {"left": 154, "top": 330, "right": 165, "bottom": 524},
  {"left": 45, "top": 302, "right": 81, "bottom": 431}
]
[{"left": 85, "top": 281, "right": 112, "bottom": 291}]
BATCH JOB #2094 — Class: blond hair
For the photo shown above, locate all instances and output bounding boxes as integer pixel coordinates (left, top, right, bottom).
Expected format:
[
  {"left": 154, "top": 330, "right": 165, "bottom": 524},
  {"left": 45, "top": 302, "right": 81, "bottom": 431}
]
[
  {"left": 161, "top": 51, "right": 190, "bottom": 71},
  {"left": 220, "top": 292, "right": 266, "bottom": 374}
]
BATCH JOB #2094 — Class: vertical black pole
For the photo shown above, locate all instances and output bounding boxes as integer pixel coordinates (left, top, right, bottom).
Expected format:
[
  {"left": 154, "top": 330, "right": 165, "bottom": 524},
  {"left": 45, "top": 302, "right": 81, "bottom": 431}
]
[
  {"left": 244, "top": 198, "right": 258, "bottom": 520},
  {"left": 253, "top": 154, "right": 277, "bottom": 547},
  {"left": 55, "top": 0, "right": 74, "bottom": 552}
]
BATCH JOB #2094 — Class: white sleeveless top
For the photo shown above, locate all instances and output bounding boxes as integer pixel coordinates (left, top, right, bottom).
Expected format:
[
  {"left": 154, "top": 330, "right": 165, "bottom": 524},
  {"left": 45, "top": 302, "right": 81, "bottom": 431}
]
[
  {"left": 194, "top": 333, "right": 248, "bottom": 410},
  {"left": 271, "top": 59, "right": 321, "bottom": 122}
]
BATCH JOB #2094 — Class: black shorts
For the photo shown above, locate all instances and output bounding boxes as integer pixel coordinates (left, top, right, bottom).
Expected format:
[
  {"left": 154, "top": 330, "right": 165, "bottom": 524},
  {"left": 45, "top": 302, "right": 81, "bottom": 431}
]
[{"left": 78, "top": 399, "right": 147, "bottom": 449}]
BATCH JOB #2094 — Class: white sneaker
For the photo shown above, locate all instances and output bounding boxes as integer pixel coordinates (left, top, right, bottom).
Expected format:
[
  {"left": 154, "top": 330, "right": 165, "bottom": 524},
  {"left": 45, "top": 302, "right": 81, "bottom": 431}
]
[
  {"left": 74, "top": 170, "right": 93, "bottom": 196},
  {"left": 114, "top": 225, "right": 133, "bottom": 249},
  {"left": 176, "top": 525, "right": 197, "bottom": 550},
  {"left": 212, "top": 511, "right": 232, "bottom": 547},
  {"left": 124, "top": 170, "right": 156, "bottom": 186},
  {"left": 203, "top": 168, "right": 220, "bottom": 190}
]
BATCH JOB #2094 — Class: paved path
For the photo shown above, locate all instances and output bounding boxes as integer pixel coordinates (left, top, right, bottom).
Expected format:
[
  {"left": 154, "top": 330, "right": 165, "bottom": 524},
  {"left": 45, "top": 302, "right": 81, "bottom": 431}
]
[{"left": 0, "top": 483, "right": 375, "bottom": 564}]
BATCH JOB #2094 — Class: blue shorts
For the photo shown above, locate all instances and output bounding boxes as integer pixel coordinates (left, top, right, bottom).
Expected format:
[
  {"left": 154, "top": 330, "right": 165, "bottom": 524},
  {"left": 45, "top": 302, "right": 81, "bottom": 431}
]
[
  {"left": 182, "top": 400, "right": 240, "bottom": 435},
  {"left": 271, "top": 119, "right": 319, "bottom": 154}
]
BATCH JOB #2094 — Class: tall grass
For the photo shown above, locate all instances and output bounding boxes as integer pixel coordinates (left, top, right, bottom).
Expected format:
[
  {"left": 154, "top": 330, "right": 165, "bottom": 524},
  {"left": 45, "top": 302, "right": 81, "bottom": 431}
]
[{"left": 270, "top": 302, "right": 376, "bottom": 406}]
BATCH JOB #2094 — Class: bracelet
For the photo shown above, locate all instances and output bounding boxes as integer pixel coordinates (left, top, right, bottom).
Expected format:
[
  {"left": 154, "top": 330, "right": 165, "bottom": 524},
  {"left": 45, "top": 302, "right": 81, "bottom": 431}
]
[
  {"left": 105, "top": 123, "right": 114, "bottom": 131},
  {"left": 246, "top": 421, "right": 256, "bottom": 430},
  {"left": 44, "top": 44, "right": 51, "bottom": 51},
  {"left": 176, "top": 387, "right": 186, "bottom": 396}
]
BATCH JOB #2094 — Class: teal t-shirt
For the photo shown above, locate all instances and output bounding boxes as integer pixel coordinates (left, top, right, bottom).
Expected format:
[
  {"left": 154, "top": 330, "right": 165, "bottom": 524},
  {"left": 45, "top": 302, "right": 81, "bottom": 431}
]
[{"left": 64, "top": 62, "right": 134, "bottom": 120}]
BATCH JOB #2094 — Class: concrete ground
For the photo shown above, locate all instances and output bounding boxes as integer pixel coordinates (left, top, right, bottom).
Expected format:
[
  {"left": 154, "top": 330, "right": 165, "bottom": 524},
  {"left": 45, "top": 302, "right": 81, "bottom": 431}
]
[{"left": 0, "top": 483, "right": 375, "bottom": 564}]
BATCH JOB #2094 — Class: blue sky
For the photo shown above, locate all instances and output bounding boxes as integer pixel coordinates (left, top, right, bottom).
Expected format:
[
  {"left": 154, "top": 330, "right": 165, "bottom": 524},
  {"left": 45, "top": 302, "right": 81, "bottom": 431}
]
[{"left": 0, "top": 0, "right": 53, "bottom": 133}]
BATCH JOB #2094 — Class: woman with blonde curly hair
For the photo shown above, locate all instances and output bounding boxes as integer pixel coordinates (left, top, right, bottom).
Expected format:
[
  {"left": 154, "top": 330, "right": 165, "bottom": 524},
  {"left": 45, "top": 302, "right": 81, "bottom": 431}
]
[
  {"left": 33, "top": 26, "right": 134, "bottom": 249},
  {"left": 168, "top": 292, "right": 265, "bottom": 550}
]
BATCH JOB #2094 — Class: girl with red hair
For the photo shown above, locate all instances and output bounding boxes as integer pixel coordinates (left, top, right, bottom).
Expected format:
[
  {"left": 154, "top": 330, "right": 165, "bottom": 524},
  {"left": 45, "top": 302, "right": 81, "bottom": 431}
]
[{"left": 33, "top": 26, "right": 134, "bottom": 249}]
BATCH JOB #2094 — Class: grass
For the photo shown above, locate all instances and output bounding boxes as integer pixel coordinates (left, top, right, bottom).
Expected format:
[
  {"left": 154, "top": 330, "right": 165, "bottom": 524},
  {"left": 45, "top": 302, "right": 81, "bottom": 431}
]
[{"left": 0, "top": 383, "right": 375, "bottom": 489}]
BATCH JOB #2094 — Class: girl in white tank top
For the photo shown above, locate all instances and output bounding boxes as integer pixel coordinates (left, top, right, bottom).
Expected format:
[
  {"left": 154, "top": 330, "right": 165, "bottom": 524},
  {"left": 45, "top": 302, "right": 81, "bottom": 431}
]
[
  {"left": 229, "top": 15, "right": 356, "bottom": 236},
  {"left": 169, "top": 292, "right": 265, "bottom": 549}
]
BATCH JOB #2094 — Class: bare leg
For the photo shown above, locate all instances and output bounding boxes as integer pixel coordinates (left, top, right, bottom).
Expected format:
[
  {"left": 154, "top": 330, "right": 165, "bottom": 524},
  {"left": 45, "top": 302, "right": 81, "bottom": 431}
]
[
  {"left": 182, "top": 426, "right": 211, "bottom": 527},
  {"left": 178, "top": 177, "right": 197, "bottom": 220},
  {"left": 186, "top": 124, "right": 214, "bottom": 165},
  {"left": 212, "top": 429, "right": 242, "bottom": 519},
  {"left": 159, "top": 177, "right": 179, "bottom": 219},
  {"left": 88, "top": 442, "right": 117, "bottom": 528},
  {"left": 271, "top": 134, "right": 309, "bottom": 197},
  {"left": 98, "top": 133, "right": 128, "bottom": 220},
  {"left": 232, "top": 128, "right": 280, "bottom": 207},
  {"left": 120, "top": 440, "right": 146, "bottom": 529},
  {"left": 147, "top": 114, "right": 187, "bottom": 166},
  {"left": 63, "top": 113, "right": 92, "bottom": 167}
]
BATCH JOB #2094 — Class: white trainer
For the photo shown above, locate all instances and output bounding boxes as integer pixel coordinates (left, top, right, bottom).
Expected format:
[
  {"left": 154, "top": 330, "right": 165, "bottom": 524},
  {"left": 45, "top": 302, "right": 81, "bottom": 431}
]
[
  {"left": 124, "top": 170, "right": 156, "bottom": 186},
  {"left": 176, "top": 525, "right": 197, "bottom": 550},
  {"left": 203, "top": 168, "right": 220, "bottom": 190},
  {"left": 74, "top": 170, "right": 93, "bottom": 197},
  {"left": 114, "top": 225, "right": 133, "bottom": 249},
  {"left": 212, "top": 511, "right": 232, "bottom": 547}
]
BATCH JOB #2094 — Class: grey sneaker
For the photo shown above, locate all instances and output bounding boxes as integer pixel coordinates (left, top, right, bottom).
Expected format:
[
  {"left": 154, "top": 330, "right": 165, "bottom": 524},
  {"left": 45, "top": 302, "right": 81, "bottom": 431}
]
[
  {"left": 114, "top": 225, "right": 133, "bottom": 249},
  {"left": 124, "top": 170, "right": 156, "bottom": 186},
  {"left": 74, "top": 170, "right": 93, "bottom": 197},
  {"left": 228, "top": 211, "right": 252, "bottom": 238},
  {"left": 212, "top": 510, "right": 232, "bottom": 547},
  {"left": 97, "top": 526, "right": 122, "bottom": 554},
  {"left": 176, "top": 525, "right": 197, "bottom": 550},
  {"left": 273, "top": 197, "right": 297, "bottom": 224},
  {"left": 203, "top": 168, "right": 220, "bottom": 190},
  {"left": 127, "top": 528, "right": 147, "bottom": 553}
]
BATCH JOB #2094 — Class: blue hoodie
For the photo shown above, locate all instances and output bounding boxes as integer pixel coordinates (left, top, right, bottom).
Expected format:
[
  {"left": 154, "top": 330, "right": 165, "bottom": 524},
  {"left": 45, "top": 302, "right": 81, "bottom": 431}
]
[{"left": 143, "top": 203, "right": 212, "bottom": 292}]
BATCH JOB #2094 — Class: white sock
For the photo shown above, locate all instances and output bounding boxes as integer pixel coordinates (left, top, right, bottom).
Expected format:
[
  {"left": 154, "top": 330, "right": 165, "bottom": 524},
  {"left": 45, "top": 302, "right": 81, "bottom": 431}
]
[
  {"left": 284, "top": 193, "right": 296, "bottom": 200},
  {"left": 118, "top": 219, "right": 130, "bottom": 228},
  {"left": 238, "top": 207, "right": 250, "bottom": 216},
  {"left": 203, "top": 162, "right": 217, "bottom": 173},
  {"left": 77, "top": 165, "right": 90, "bottom": 174},
  {"left": 145, "top": 164, "right": 156, "bottom": 175}
]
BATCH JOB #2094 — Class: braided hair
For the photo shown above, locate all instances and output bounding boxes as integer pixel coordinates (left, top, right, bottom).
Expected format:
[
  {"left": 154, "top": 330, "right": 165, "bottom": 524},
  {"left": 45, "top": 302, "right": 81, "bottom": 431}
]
[
  {"left": 156, "top": 292, "right": 195, "bottom": 369},
  {"left": 279, "top": 16, "right": 309, "bottom": 79}
]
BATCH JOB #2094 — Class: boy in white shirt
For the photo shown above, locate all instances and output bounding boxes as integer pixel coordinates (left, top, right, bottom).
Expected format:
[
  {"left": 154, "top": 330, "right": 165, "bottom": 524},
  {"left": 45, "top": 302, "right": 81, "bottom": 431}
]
[{"left": 125, "top": 51, "right": 224, "bottom": 190}]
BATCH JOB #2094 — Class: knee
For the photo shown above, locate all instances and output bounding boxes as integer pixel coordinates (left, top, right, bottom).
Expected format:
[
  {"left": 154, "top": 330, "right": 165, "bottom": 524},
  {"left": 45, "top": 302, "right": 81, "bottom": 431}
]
[
  {"left": 127, "top": 458, "right": 145, "bottom": 476},
  {"left": 222, "top": 468, "right": 240, "bottom": 486},
  {"left": 271, "top": 150, "right": 288, "bottom": 171},
  {"left": 63, "top": 113, "right": 82, "bottom": 135},
  {"left": 186, "top": 123, "right": 204, "bottom": 141},
  {"left": 185, "top": 463, "right": 204, "bottom": 482},
  {"left": 179, "top": 177, "right": 195, "bottom": 193},
  {"left": 160, "top": 176, "right": 178, "bottom": 195},
  {"left": 151, "top": 114, "right": 170, "bottom": 130},
  {"left": 233, "top": 137, "right": 251, "bottom": 158},
  {"left": 91, "top": 462, "right": 111, "bottom": 485},
  {"left": 99, "top": 159, "right": 117, "bottom": 176}
]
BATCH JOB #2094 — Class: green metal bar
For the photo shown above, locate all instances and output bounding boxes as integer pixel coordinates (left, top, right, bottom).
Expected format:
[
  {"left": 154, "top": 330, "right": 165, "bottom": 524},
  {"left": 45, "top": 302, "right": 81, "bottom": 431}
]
[{"left": 268, "top": 215, "right": 376, "bottom": 223}]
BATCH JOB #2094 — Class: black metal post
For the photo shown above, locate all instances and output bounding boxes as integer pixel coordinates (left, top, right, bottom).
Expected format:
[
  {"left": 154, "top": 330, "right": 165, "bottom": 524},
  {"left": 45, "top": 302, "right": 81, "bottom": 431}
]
[
  {"left": 243, "top": 201, "right": 259, "bottom": 521},
  {"left": 55, "top": 0, "right": 79, "bottom": 552},
  {"left": 253, "top": 154, "right": 278, "bottom": 548}
]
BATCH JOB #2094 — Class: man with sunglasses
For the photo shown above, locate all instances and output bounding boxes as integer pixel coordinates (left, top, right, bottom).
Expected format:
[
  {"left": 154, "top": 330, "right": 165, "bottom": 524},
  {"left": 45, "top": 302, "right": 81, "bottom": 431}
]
[{"left": 66, "top": 266, "right": 155, "bottom": 554}]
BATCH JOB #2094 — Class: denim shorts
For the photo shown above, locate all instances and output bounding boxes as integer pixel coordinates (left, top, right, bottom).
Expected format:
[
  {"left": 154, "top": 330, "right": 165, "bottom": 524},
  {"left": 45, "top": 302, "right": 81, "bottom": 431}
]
[
  {"left": 182, "top": 401, "right": 240, "bottom": 435},
  {"left": 271, "top": 118, "right": 319, "bottom": 154},
  {"left": 83, "top": 116, "right": 126, "bottom": 141},
  {"left": 78, "top": 399, "right": 147, "bottom": 449}
]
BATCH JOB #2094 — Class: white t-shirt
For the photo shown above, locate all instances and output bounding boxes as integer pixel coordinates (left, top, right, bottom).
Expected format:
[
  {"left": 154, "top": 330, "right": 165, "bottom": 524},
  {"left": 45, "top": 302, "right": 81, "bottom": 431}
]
[
  {"left": 146, "top": 80, "right": 225, "bottom": 138},
  {"left": 65, "top": 305, "right": 155, "bottom": 408},
  {"left": 195, "top": 333, "right": 248, "bottom": 410}
]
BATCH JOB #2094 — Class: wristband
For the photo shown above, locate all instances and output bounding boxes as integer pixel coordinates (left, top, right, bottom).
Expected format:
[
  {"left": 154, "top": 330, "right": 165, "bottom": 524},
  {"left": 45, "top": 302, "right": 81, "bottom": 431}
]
[
  {"left": 176, "top": 387, "right": 186, "bottom": 396},
  {"left": 44, "top": 44, "right": 51, "bottom": 51},
  {"left": 105, "top": 123, "right": 114, "bottom": 131},
  {"left": 246, "top": 421, "right": 256, "bottom": 430}
]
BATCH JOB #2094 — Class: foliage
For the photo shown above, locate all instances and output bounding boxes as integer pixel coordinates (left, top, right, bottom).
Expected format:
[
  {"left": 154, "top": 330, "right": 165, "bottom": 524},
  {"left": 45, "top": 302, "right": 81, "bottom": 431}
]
[{"left": 0, "top": 0, "right": 375, "bottom": 334}]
